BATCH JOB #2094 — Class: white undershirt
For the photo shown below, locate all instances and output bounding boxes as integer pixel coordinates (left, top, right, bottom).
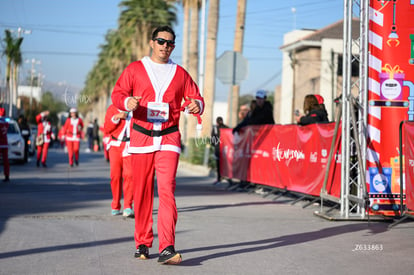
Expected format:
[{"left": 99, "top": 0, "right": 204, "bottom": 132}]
[{"left": 145, "top": 57, "right": 174, "bottom": 102}]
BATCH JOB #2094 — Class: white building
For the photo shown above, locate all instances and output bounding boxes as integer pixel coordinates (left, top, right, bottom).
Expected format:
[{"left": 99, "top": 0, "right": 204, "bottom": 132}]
[{"left": 18, "top": 85, "right": 42, "bottom": 102}]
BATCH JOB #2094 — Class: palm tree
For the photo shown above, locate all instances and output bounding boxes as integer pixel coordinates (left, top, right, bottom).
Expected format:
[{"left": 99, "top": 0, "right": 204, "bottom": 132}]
[
  {"left": 118, "top": 0, "right": 177, "bottom": 60},
  {"left": 2, "top": 30, "right": 23, "bottom": 117},
  {"left": 202, "top": 0, "right": 219, "bottom": 136},
  {"left": 80, "top": 0, "right": 177, "bottom": 120}
]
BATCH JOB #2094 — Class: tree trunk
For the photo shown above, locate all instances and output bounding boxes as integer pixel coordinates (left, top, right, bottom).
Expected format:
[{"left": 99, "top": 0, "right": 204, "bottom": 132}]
[
  {"left": 185, "top": 1, "right": 200, "bottom": 141},
  {"left": 179, "top": 0, "right": 191, "bottom": 146},
  {"left": 202, "top": 0, "right": 219, "bottom": 136},
  {"left": 5, "top": 59, "right": 12, "bottom": 117},
  {"left": 182, "top": 3, "right": 190, "bottom": 70},
  {"left": 227, "top": 0, "right": 246, "bottom": 127}
]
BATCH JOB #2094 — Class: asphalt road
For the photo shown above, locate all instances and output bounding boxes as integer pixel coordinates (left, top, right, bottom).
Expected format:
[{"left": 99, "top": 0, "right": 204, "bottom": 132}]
[{"left": 0, "top": 144, "right": 413, "bottom": 275}]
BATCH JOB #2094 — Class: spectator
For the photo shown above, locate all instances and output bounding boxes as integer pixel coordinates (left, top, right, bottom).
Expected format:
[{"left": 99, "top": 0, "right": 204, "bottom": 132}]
[
  {"left": 36, "top": 110, "right": 54, "bottom": 167},
  {"left": 0, "top": 107, "right": 10, "bottom": 182},
  {"left": 86, "top": 120, "right": 94, "bottom": 152},
  {"left": 233, "top": 90, "right": 274, "bottom": 133},
  {"left": 93, "top": 118, "right": 101, "bottom": 151},
  {"left": 211, "top": 116, "right": 228, "bottom": 184},
  {"left": 238, "top": 104, "right": 250, "bottom": 121},
  {"left": 17, "top": 114, "right": 31, "bottom": 162},
  {"left": 295, "top": 94, "right": 329, "bottom": 126}
]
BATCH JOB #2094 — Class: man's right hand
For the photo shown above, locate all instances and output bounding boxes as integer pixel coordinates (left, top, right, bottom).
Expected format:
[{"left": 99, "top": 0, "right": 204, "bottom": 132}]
[{"left": 127, "top": 96, "right": 142, "bottom": 111}]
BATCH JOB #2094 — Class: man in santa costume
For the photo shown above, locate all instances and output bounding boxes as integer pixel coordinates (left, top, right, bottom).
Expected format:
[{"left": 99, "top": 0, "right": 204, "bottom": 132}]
[
  {"left": 36, "top": 110, "right": 54, "bottom": 167},
  {"left": 111, "top": 25, "right": 203, "bottom": 265},
  {"left": 63, "top": 108, "right": 84, "bottom": 167},
  {"left": 0, "top": 107, "right": 9, "bottom": 181},
  {"left": 103, "top": 104, "right": 133, "bottom": 217}
]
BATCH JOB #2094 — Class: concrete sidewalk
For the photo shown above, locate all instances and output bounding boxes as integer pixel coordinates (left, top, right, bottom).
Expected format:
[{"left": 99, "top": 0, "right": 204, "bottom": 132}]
[{"left": 0, "top": 146, "right": 413, "bottom": 275}]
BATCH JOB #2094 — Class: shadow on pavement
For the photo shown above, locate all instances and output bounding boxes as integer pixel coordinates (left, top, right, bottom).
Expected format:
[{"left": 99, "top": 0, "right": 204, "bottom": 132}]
[{"left": 178, "top": 222, "right": 389, "bottom": 266}]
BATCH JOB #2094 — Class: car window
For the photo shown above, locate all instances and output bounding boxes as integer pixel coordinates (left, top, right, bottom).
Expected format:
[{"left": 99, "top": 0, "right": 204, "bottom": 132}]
[{"left": 7, "top": 123, "right": 19, "bottom": 134}]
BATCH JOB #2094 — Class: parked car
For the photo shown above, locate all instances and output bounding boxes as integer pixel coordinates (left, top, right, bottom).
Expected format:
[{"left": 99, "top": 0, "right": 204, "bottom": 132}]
[{"left": 6, "top": 118, "right": 25, "bottom": 163}]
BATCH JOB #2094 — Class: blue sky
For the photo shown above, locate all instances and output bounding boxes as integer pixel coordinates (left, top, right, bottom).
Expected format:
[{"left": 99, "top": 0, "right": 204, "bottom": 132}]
[{"left": 0, "top": 0, "right": 344, "bottom": 102}]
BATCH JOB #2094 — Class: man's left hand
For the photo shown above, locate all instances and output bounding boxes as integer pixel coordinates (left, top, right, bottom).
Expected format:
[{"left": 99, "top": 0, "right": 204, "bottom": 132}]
[{"left": 187, "top": 98, "right": 201, "bottom": 114}]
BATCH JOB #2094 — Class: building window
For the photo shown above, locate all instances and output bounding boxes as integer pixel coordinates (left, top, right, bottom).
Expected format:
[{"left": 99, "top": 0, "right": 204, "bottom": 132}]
[{"left": 337, "top": 54, "right": 360, "bottom": 76}]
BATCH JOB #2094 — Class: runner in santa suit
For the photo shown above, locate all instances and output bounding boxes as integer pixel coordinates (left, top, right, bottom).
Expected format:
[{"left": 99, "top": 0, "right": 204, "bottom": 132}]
[
  {"left": 111, "top": 26, "right": 204, "bottom": 265},
  {"left": 63, "top": 108, "right": 84, "bottom": 167},
  {"left": 36, "top": 110, "right": 54, "bottom": 167},
  {"left": 103, "top": 104, "right": 133, "bottom": 217},
  {"left": 0, "top": 107, "right": 9, "bottom": 181}
]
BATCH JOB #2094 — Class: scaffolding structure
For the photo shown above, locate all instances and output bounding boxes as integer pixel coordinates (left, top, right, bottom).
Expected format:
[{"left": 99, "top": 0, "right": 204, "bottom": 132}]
[{"left": 318, "top": 0, "right": 372, "bottom": 220}]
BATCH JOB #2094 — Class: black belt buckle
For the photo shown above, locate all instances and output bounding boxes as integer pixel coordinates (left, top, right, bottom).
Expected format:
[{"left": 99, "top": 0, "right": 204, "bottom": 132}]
[{"left": 151, "top": 130, "right": 161, "bottom": 137}]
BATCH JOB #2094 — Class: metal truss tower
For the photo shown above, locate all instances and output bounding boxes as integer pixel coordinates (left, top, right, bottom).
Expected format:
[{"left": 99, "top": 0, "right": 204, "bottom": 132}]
[
  {"left": 318, "top": 0, "right": 371, "bottom": 220},
  {"left": 340, "top": 0, "right": 370, "bottom": 219}
]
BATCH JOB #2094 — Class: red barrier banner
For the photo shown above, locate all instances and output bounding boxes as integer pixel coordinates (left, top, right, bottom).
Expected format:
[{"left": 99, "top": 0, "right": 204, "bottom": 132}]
[
  {"left": 403, "top": 122, "right": 414, "bottom": 211},
  {"left": 220, "top": 123, "right": 341, "bottom": 198},
  {"left": 367, "top": 0, "right": 414, "bottom": 216}
]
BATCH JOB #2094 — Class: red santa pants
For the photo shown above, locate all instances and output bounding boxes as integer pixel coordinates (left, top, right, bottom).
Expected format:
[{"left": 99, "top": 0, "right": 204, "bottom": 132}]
[
  {"left": 66, "top": 140, "right": 80, "bottom": 165},
  {"left": 132, "top": 150, "right": 179, "bottom": 253},
  {"left": 1, "top": 148, "right": 9, "bottom": 177},
  {"left": 36, "top": 142, "right": 49, "bottom": 164},
  {"left": 108, "top": 144, "right": 133, "bottom": 210}
]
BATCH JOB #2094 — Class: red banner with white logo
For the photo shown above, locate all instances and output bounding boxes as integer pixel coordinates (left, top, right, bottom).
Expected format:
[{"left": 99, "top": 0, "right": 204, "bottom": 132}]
[
  {"left": 220, "top": 123, "right": 341, "bottom": 198},
  {"left": 403, "top": 122, "right": 414, "bottom": 211}
]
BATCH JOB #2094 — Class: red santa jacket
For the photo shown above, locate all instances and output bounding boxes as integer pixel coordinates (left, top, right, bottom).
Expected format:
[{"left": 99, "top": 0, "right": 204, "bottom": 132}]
[
  {"left": 0, "top": 107, "right": 7, "bottom": 147},
  {"left": 36, "top": 112, "right": 53, "bottom": 144},
  {"left": 0, "top": 119, "right": 8, "bottom": 148},
  {"left": 111, "top": 57, "right": 204, "bottom": 154},
  {"left": 0, "top": 108, "right": 7, "bottom": 147},
  {"left": 63, "top": 116, "right": 84, "bottom": 142},
  {"left": 104, "top": 104, "right": 130, "bottom": 149}
]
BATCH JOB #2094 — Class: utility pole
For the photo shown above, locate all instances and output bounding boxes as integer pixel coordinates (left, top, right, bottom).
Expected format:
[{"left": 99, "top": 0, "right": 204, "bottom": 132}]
[{"left": 26, "top": 58, "right": 41, "bottom": 120}]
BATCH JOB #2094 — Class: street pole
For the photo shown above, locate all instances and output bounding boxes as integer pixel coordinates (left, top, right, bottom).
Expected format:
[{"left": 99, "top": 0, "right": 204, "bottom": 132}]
[{"left": 26, "top": 58, "right": 40, "bottom": 121}]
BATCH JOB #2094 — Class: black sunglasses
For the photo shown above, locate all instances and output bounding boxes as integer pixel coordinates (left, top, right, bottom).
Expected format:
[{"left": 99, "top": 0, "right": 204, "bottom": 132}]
[{"left": 153, "top": 38, "right": 175, "bottom": 47}]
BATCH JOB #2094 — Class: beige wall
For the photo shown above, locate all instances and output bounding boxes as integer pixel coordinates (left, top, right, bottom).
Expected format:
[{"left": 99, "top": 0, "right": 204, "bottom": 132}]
[
  {"left": 293, "top": 47, "right": 322, "bottom": 115},
  {"left": 273, "top": 85, "right": 281, "bottom": 124}
]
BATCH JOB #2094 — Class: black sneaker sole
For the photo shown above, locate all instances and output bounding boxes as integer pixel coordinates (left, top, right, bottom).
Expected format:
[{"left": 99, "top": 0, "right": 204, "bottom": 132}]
[{"left": 158, "top": 253, "right": 182, "bottom": 265}]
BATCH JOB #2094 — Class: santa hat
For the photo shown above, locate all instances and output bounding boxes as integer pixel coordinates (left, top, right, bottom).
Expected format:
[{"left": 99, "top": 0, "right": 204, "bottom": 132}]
[
  {"left": 69, "top": 107, "right": 77, "bottom": 113},
  {"left": 315, "top": 95, "right": 324, "bottom": 105}
]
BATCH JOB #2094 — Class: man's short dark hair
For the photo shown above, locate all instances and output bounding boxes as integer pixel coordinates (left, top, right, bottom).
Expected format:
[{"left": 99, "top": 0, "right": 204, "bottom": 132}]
[{"left": 152, "top": 26, "right": 176, "bottom": 41}]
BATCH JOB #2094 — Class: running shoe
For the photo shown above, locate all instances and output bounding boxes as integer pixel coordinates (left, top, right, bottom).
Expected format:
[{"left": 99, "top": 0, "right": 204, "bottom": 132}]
[
  {"left": 158, "top": 245, "right": 182, "bottom": 265},
  {"left": 134, "top": 244, "right": 149, "bottom": 260},
  {"left": 111, "top": 209, "right": 121, "bottom": 216},
  {"left": 123, "top": 208, "right": 134, "bottom": 217}
]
